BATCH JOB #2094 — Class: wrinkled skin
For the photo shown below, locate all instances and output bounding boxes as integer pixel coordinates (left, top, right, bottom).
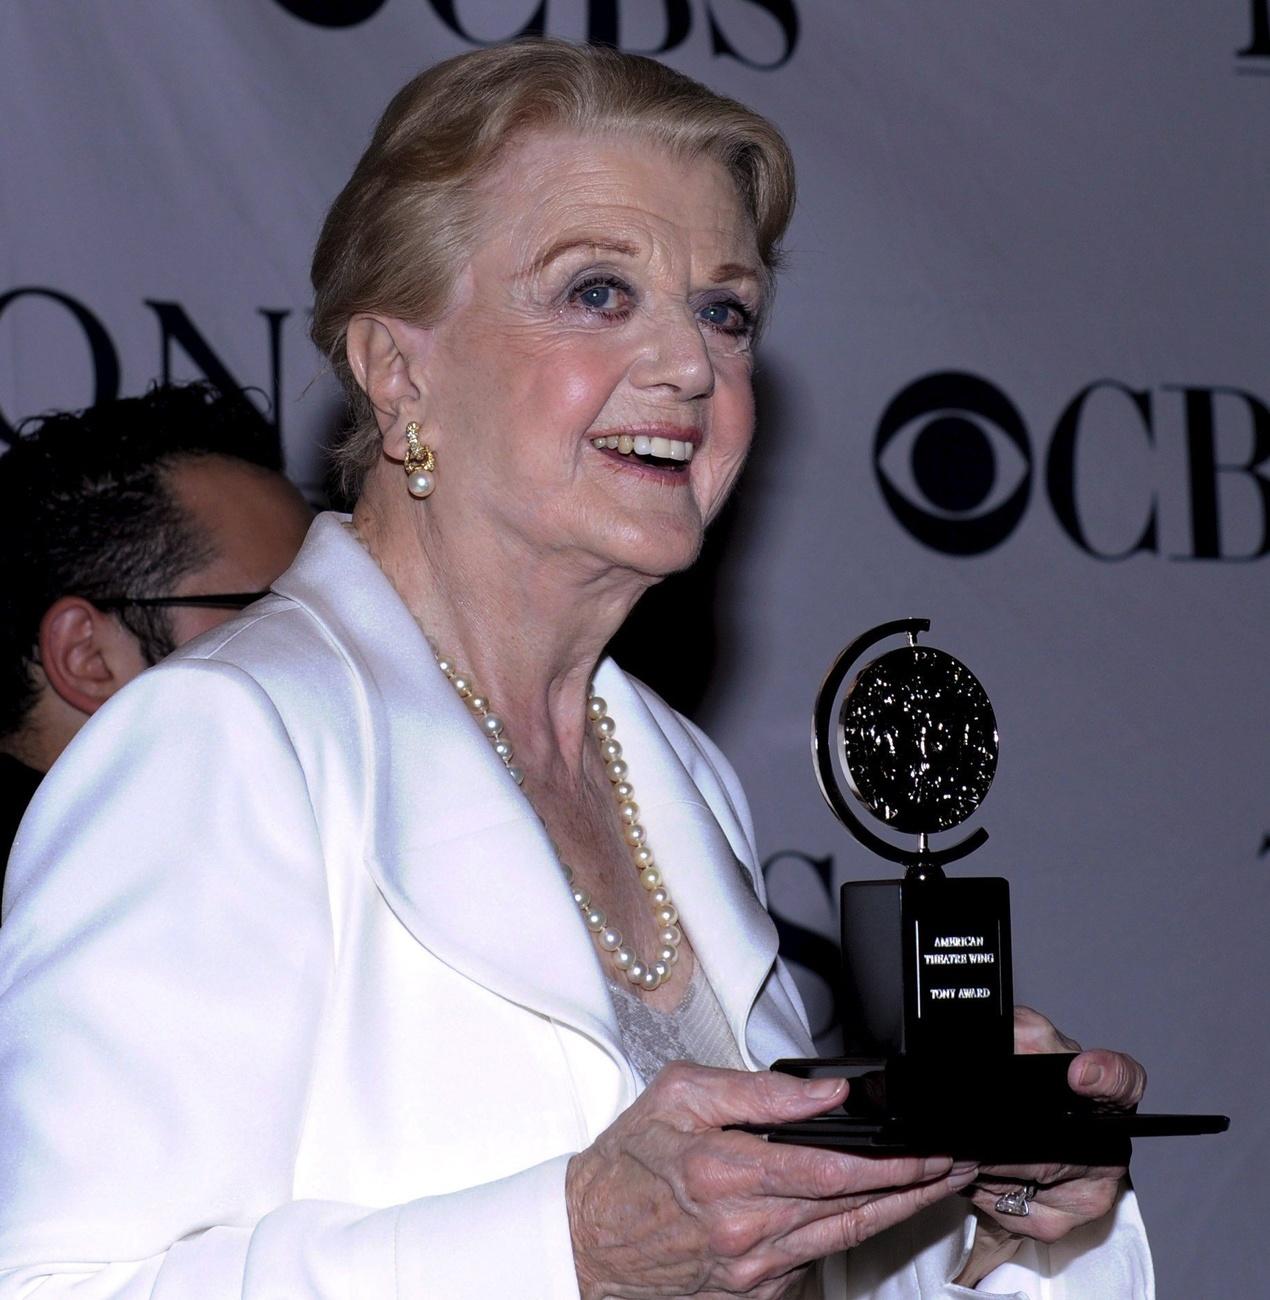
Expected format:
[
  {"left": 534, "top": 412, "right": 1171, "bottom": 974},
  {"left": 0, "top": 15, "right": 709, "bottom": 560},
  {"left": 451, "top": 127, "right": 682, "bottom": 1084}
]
[{"left": 567, "top": 1063, "right": 976, "bottom": 1299}]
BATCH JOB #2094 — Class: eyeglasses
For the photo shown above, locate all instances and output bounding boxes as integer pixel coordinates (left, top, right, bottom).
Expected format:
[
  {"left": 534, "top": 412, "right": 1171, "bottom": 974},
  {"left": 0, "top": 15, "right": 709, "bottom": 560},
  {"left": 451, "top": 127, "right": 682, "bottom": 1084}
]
[{"left": 94, "top": 591, "right": 272, "bottom": 611}]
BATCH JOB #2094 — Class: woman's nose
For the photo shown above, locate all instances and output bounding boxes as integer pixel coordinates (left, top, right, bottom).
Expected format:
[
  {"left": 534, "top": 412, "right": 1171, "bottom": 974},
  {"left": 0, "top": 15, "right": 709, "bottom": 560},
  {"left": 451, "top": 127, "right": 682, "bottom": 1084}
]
[{"left": 628, "top": 310, "right": 716, "bottom": 400}]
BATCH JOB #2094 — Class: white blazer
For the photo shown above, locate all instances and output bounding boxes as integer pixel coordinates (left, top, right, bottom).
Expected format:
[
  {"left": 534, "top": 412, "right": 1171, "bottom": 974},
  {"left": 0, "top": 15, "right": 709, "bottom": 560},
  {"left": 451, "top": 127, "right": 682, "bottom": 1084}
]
[{"left": 0, "top": 514, "right": 1151, "bottom": 1298}]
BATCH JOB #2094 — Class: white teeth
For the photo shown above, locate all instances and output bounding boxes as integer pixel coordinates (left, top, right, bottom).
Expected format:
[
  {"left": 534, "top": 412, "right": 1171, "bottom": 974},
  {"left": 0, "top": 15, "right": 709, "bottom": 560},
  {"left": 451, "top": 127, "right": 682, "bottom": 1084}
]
[{"left": 591, "top": 434, "right": 696, "bottom": 462}]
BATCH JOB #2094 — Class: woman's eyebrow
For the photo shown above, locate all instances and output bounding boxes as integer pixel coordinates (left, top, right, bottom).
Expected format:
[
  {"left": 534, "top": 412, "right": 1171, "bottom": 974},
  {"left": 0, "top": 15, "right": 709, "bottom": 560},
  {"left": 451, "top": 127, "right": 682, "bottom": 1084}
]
[
  {"left": 709, "top": 261, "right": 762, "bottom": 286},
  {"left": 521, "top": 237, "right": 642, "bottom": 277}
]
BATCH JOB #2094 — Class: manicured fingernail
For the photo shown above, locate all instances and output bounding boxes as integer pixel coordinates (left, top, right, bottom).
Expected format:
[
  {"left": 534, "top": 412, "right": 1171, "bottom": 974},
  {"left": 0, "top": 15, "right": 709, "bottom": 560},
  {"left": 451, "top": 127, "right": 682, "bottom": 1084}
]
[
  {"left": 950, "top": 1162, "right": 979, "bottom": 1188},
  {"left": 1078, "top": 1061, "right": 1103, "bottom": 1088},
  {"left": 921, "top": 1155, "right": 954, "bottom": 1178},
  {"left": 805, "top": 1076, "right": 847, "bottom": 1099}
]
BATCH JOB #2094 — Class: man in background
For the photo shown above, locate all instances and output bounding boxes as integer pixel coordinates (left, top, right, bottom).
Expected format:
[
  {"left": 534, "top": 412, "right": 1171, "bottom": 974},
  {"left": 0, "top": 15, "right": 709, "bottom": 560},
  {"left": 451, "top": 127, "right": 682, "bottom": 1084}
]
[{"left": 0, "top": 382, "right": 313, "bottom": 879}]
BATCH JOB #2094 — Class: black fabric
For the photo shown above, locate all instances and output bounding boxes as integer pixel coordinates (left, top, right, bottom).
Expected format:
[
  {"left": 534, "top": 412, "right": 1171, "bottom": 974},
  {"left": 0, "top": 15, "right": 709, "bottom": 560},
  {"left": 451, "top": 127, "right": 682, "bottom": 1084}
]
[{"left": 0, "top": 754, "right": 42, "bottom": 907}]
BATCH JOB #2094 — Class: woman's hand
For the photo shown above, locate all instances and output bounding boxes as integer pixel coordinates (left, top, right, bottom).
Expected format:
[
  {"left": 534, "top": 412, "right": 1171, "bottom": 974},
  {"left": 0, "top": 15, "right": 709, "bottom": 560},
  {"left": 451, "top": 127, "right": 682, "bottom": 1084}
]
[
  {"left": 957, "top": 1006, "right": 1147, "bottom": 1285},
  {"left": 567, "top": 1061, "right": 976, "bottom": 1299}
]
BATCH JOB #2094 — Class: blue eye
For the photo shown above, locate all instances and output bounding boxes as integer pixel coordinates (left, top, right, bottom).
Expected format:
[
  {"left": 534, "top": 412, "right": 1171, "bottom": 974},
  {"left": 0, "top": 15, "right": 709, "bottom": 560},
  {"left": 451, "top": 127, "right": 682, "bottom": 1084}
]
[
  {"left": 580, "top": 284, "right": 618, "bottom": 309},
  {"left": 698, "top": 299, "right": 754, "bottom": 335},
  {"left": 571, "top": 276, "right": 632, "bottom": 316}
]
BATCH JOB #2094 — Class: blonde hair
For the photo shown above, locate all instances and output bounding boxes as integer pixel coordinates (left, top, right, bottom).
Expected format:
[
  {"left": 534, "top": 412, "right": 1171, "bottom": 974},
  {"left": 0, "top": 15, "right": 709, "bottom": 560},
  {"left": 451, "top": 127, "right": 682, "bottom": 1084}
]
[{"left": 311, "top": 38, "right": 796, "bottom": 500}]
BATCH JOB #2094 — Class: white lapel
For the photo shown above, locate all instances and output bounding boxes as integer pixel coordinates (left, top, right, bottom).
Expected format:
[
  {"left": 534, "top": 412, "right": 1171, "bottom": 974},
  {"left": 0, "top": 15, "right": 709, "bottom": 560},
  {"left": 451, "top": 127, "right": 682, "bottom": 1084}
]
[{"left": 274, "top": 516, "right": 632, "bottom": 1086}]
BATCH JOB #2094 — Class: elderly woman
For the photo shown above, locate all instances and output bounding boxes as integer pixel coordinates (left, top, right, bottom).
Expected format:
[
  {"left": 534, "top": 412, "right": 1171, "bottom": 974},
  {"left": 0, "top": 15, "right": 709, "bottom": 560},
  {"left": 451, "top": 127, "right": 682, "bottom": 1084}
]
[{"left": 0, "top": 41, "right": 1149, "bottom": 1299}]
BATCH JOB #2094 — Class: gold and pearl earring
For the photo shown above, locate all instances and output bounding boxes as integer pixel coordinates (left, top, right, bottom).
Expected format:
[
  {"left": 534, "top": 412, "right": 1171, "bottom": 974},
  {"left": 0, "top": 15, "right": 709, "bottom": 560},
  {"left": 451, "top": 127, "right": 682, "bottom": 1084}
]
[{"left": 404, "top": 421, "right": 436, "bottom": 499}]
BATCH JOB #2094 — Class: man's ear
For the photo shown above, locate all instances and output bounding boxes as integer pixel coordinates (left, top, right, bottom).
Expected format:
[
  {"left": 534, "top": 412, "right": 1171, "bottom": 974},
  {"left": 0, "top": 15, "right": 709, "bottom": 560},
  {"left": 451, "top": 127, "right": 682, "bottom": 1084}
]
[
  {"left": 345, "top": 314, "right": 437, "bottom": 461},
  {"left": 38, "top": 597, "right": 148, "bottom": 717}
]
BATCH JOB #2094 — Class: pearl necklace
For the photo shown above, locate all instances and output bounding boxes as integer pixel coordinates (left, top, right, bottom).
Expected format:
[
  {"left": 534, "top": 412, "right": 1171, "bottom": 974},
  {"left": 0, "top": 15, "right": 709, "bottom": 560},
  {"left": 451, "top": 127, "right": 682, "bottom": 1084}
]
[{"left": 434, "top": 654, "right": 683, "bottom": 991}]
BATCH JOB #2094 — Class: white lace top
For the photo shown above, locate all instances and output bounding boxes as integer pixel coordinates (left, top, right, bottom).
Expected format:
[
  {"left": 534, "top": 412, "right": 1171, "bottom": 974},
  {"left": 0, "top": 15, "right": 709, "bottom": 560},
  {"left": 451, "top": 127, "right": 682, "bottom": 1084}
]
[{"left": 605, "top": 959, "right": 746, "bottom": 1084}]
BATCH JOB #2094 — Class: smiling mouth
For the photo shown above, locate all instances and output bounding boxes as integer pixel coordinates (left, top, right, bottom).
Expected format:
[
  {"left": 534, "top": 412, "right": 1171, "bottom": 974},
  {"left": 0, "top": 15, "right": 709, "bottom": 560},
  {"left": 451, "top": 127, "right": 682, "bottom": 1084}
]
[{"left": 589, "top": 433, "right": 695, "bottom": 472}]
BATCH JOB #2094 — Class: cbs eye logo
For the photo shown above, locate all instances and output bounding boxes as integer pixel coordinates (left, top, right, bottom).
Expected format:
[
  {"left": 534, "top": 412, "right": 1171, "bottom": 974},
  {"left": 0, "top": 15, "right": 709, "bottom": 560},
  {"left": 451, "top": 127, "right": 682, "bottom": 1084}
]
[{"left": 873, "top": 371, "right": 1032, "bottom": 556}]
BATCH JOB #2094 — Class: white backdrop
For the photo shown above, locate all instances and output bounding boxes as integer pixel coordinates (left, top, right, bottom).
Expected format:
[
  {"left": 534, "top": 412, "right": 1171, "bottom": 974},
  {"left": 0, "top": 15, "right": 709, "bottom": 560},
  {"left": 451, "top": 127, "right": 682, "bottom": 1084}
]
[{"left": 3, "top": 3, "right": 1266, "bottom": 1294}]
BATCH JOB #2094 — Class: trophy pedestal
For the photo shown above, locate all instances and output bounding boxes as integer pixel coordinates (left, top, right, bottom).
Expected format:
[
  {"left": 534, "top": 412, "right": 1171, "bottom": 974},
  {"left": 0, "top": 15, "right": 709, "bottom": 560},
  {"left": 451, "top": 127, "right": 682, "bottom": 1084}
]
[
  {"left": 753, "top": 874, "right": 1229, "bottom": 1159},
  {"left": 839, "top": 875, "right": 1013, "bottom": 1060}
]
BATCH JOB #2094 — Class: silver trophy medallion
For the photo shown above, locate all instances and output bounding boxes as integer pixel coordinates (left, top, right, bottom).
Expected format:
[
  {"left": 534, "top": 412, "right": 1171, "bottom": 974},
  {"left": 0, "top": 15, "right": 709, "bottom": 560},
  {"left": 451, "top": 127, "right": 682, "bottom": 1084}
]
[{"left": 813, "top": 618, "right": 998, "bottom": 873}]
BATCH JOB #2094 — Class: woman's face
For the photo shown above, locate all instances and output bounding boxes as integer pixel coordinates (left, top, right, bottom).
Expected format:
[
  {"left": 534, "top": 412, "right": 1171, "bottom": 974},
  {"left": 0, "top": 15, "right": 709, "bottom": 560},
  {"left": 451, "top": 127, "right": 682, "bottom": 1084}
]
[{"left": 411, "top": 130, "right": 764, "bottom": 582}]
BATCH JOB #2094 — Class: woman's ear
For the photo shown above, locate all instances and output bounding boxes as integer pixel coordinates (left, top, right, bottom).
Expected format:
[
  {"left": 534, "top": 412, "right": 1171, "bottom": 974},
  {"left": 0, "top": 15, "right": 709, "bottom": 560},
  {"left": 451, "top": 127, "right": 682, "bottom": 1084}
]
[
  {"left": 345, "top": 314, "right": 437, "bottom": 460},
  {"left": 38, "top": 597, "right": 150, "bottom": 717}
]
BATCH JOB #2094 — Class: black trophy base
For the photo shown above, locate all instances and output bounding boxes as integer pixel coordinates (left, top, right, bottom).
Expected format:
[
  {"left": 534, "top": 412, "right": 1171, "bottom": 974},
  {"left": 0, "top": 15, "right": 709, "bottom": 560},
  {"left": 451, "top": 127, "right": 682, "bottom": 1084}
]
[
  {"left": 840, "top": 876, "right": 1014, "bottom": 1061},
  {"left": 735, "top": 1054, "right": 1229, "bottom": 1161}
]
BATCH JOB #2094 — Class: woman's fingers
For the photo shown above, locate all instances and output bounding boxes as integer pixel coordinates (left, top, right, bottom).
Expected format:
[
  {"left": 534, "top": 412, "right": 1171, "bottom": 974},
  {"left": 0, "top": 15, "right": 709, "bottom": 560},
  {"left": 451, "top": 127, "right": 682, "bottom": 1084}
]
[
  {"left": 1067, "top": 1049, "right": 1147, "bottom": 1108},
  {"left": 966, "top": 1167, "right": 1125, "bottom": 1243},
  {"left": 642, "top": 1157, "right": 974, "bottom": 1296},
  {"left": 714, "top": 1131, "right": 955, "bottom": 1201},
  {"left": 663, "top": 1173, "right": 971, "bottom": 1299},
  {"left": 971, "top": 1161, "right": 1089, "bottom": 1184},
  {"left": 635, "top": 1065, "right": 957, "bottom": 1202},
  {"left": 643, "top": 1060, "right": 852, "bottom": 1130},
  {"left": 1010, "top": 1007, "right": 1146, "bottom": 1109},
  {"left": 780, "top": 1165, "right": 978, "bottom": 1259},
  {"left": 623, "top": 1120, "right": 955, "bottom": 1209},
  {"left": 1012, "top": 1004, "right": 1081, "bottom": 1054}
]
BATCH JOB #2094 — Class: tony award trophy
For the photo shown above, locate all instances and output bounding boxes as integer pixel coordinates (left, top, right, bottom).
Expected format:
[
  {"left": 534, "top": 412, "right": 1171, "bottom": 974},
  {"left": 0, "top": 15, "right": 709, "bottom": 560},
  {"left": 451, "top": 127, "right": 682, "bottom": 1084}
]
[{"left": 752, "top": 618, "right": 1228, "bottom": 1159}]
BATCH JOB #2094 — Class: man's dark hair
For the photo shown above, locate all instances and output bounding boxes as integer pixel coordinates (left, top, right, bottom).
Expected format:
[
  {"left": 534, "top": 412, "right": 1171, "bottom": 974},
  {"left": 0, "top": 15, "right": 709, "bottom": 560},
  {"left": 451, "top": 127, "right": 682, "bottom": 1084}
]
[{"left": 0, "top": 382, "right": 285, "bottom": 738}]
